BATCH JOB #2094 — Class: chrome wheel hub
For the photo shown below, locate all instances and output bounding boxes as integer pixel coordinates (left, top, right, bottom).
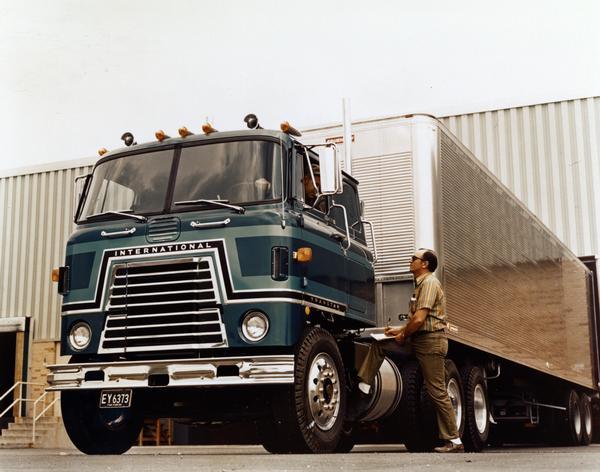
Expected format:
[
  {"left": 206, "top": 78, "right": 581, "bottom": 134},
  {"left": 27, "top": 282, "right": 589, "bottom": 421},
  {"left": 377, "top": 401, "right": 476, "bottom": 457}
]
[
  {"left": 473, "top": 384, "right": 488, "bottom": 434},
  {"left": 447, "top": 378, "right": 463, "bottom": 431},
  {"left": 307, "top": 353, "right": 341, "bottom": 431}
]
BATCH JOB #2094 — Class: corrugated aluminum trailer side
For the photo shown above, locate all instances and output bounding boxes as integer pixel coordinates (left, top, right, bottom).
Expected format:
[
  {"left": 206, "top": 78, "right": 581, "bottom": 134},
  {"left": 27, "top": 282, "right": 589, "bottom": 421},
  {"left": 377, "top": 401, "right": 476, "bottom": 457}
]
[
  {"left": 304, "top": 116, "right": 596, "bottom": 449},
  {"left": 435, "top": 121, "right": 593, "bottom": 390},
  {"left": 304, "top": 115, "right": 593, "bottom": 389}
]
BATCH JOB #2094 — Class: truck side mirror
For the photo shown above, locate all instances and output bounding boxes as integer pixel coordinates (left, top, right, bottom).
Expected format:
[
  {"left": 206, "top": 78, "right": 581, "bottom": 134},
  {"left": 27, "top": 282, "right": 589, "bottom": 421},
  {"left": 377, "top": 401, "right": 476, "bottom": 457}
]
[{"left": 318, "top": 146, "right": 342, "bottom": 195}]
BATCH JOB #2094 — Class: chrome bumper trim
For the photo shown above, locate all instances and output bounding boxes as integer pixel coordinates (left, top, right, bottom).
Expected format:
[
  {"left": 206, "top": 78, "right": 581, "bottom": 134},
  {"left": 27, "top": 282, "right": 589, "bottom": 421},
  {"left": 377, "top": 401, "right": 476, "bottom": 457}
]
[{"left": 46, "top": 355, "right": 295, "bottom": 391}]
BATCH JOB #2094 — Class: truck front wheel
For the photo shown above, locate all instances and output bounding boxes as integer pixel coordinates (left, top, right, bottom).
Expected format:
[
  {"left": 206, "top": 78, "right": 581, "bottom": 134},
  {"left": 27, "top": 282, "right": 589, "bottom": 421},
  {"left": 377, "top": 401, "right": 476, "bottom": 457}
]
[
  {"left": 61, "top": 390, "right": 143, "bottom": 455},
  {"left": 262, "top": 327, "right": 347, "bottom": 453}
]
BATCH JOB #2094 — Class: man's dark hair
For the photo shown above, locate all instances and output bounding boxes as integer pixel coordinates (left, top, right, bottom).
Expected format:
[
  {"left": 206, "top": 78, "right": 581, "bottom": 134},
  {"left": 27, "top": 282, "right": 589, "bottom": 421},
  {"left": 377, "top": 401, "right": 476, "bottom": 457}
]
[{"left": 420, "top": 248, "right": 438, "bottom": 273}]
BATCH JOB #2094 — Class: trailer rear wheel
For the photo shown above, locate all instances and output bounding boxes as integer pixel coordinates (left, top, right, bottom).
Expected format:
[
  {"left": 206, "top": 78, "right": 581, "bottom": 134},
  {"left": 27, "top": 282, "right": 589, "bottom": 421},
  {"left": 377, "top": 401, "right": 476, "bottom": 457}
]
[
  {"left": 580, "top": 393, "right": 593, "bottom": 446},
  {"left": 461, "top": 365, "right": 489, "bottom": 452},
  {"left": 397, "top": 361, "right": 437, "bottom": 452},
  {"left": 61, "top": 389, "right": 143, "bottom": 455},
  {"left": 445, "top": 360, "right": 465, "bottom": 438},
  {"left": 555, "top": 389, "right": 582, "bottom": 446}
]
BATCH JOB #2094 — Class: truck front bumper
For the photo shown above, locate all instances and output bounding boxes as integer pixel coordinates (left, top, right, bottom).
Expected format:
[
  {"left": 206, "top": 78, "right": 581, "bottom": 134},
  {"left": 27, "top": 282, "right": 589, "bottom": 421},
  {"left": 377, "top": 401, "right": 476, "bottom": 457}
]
[{"left": 46, "top": 355, "right": 295, "bottom": 391}]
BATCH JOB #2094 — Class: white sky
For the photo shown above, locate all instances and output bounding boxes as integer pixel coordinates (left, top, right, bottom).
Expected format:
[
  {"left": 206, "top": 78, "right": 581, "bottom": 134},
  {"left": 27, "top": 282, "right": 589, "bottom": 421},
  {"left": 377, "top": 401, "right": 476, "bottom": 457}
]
[{"left": 1, "top": 0, "right": 598, "bottom": 172}]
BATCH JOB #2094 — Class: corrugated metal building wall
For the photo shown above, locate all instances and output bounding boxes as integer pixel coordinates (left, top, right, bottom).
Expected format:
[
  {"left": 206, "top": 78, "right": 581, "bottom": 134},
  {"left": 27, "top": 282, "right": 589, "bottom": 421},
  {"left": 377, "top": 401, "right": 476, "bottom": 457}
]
[
  {"left": 440, "top": 96, "right": 600, "bottom": 257},
  {"left": 0, "top": 160, "right": 94, "bottom": 340},
  {"left": 0, "top": 97, "right": 598, "bottom": 341}
]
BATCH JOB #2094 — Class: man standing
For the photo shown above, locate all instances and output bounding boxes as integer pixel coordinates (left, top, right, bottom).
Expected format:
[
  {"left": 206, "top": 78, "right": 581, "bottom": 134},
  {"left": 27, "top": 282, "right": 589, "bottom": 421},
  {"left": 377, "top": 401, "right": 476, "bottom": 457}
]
[{"left": 357, "top": 248, "right": 463, "bottom": 453}]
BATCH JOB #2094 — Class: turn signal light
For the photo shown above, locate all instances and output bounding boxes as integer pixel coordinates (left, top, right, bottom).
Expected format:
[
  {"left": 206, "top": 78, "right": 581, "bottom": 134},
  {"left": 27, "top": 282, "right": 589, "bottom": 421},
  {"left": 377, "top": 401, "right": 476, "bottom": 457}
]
[
  {"left": 293, "top": 247, "right": 313, "bottom": 263},
  {"left": 51, "top": 268, "right": 60, "bottom": 282},
  {"left": 178, "top": 126, "right": 193, "bottom": 137},
  {"left": 280, "top": 121, "right": 302, "bottom": 137},
  {"left": 202, "top": 122, "right": 218, "bottom": 135},
  {"left": 155, "top": 130, "right": 170, "bottom": 141},
  {"left": 98, "top": 148, "right": 108, "bottom": 156}
]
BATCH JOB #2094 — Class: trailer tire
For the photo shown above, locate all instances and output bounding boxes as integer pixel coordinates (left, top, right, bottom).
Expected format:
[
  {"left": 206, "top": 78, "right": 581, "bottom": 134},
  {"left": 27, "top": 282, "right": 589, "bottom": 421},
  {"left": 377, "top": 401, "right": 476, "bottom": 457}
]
[
  {"left": 61, "top": 389, "right": 143, "bottom": 455},
  {"left": 461, "top": 365, "right": 489, "bottom": 452},
  {"left": 445, "top": 360, "right": 465, "bottom": 438},
  {"left": 580, "top": 393, "right": 593, "bottom": 446},
  {"left": 397, "top": 360, "right": 437, "bottom": 452},
  {"left": 262, "top": 327, "right": 347, "bottom": 453},
  {"left": 553, "top": 389, "right": 582, "bottom": 446}
]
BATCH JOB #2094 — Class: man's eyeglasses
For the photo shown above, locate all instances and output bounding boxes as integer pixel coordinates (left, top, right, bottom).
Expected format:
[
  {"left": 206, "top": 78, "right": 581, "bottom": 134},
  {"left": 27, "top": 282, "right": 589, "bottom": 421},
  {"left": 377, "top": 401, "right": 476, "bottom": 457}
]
[{"left": 411, "top": 256, "right": 423, "bottom": 262}]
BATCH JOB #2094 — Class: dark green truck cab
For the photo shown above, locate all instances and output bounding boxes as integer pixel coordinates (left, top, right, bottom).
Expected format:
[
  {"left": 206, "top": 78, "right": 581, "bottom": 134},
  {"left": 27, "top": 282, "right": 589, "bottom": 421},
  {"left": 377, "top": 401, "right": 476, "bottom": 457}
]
[{"left": 48, "top": 127, "right": 377, "bottom": 454}]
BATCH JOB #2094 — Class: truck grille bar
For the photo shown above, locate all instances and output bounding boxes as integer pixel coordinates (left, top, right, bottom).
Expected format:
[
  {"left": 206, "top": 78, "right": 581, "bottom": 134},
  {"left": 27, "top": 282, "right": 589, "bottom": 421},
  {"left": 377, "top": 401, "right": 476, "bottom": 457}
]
[{"left": 100, "top": 257, "right": 227, "bottom": 353}]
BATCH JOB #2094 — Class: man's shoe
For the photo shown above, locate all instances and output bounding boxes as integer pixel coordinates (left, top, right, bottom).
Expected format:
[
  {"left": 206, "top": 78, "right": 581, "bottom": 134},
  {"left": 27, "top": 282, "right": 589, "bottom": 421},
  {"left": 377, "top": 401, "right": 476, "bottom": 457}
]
[{"left": 434, "top": 442, "right": 464, "bottom": 453}]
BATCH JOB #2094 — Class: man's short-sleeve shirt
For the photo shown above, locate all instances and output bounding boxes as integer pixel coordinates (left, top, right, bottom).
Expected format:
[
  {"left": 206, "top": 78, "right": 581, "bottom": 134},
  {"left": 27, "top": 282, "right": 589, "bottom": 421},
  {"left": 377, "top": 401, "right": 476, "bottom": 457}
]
[{"left": 412, "top": 272, "right": 447, "bottom": 332}]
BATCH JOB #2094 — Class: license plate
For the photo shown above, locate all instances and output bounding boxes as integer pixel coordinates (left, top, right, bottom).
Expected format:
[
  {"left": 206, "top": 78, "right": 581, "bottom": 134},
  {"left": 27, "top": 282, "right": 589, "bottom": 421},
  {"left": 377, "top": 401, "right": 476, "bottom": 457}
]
[{"left": 99, "top": 389, "right": 132, "bottom": 408}]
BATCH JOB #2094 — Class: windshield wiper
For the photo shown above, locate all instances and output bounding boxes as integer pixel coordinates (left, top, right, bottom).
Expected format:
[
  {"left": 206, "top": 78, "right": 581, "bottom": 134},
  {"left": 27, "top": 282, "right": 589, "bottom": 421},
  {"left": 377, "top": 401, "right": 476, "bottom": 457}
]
[
  {"left": 174, "top": 199, "right": 245, "bottom": 214},
  {"left": 85, "top": 210, "right": 148, "bottom": 222}
]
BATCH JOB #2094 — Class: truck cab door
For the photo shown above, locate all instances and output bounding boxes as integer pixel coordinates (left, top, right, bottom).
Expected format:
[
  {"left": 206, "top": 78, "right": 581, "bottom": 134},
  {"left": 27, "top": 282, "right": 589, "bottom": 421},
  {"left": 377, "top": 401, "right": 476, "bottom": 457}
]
[
  {"left": 329, "top": 181, "right": 375, "bottom": 321},
  {"left": 294, "top": 149, "right": 348, "bottom": 316}
]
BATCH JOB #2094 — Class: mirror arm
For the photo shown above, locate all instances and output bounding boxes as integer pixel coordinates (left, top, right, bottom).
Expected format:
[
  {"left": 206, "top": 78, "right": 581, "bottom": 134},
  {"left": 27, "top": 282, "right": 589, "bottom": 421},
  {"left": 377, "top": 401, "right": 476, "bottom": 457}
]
[
  {"left": 302, "top": 149, "right": 321, "bottom": 204},
  {"left": 73, "top": 173, "right": 92, "bottom": 223},
  {"left": 361, "top": 217, "right": 378, "bottom": 262},
  {"left": 331, "top": 203, "right": 351, "bottom": 250}
]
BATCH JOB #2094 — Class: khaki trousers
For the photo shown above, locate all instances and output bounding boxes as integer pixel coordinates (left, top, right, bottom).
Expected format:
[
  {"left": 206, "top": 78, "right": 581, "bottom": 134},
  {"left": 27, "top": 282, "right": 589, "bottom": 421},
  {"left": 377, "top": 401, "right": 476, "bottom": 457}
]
[{"left": 357, "top": 331, "right": 459, "bottom": 441}]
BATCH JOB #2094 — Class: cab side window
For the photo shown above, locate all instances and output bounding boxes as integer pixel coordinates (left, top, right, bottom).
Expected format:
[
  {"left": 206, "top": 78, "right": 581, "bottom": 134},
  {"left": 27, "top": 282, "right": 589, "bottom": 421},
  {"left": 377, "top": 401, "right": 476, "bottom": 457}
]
[
  {"left": 331, "top": 181, "right": 365, "bottom": 244},
  {"left": 300, "top": 150, "right": 327, "bottom": 213}
]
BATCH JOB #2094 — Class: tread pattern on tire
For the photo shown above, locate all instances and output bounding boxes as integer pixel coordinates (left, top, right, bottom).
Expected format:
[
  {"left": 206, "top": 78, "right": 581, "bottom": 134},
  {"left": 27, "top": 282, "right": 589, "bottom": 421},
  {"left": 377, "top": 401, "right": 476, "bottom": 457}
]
[
  {"left": 460, "top": 365, "right": 489, "bottom": 452},
  {"left": 261, "top": 326, "right": 347, "bottom": 454}
]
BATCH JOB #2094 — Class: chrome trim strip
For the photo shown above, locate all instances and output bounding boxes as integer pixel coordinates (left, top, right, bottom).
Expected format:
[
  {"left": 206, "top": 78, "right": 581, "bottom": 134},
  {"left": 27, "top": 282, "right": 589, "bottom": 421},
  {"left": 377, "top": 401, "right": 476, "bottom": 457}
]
[
  {"left": 105, "top": 321, "right": 219, "bottom": 330},
  {"left": 101, "top": 227, "right": 137, "bottom": 238},
  {"left": 106, "top": 309, "right": 219, "bottom": 320},
  {"left": 106, "top": 298, "right": 218, "bottom": 309},
  {"left": 46, "top": 355, "right": 295, "bottom": 390},
  {"left": 109, "top": 288, "right": 215, "bottom": 299},
  {"left": 110, "top": 278, "right": 210, "bottom": 288},
  {"left": 190, "top": 218, "right": 231, "bottom": 229},
  {"left": 102, "top": 331, "right": 223, "bottom": 341}
]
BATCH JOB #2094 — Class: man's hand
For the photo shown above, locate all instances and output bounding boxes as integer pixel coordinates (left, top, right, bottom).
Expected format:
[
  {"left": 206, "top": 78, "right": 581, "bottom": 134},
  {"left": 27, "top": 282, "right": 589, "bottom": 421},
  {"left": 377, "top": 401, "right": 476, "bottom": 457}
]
[
  {"left": 384, "top": 326, "right": 401, "bottom": 337},
  {"left": 394, "top": 328, "right": 407, "bottom": 344}
]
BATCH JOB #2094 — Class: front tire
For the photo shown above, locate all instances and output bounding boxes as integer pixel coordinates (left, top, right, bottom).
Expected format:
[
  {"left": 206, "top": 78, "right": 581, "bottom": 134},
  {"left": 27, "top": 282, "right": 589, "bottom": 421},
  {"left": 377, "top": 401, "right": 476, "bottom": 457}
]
[
  {"left": 61, "top": 390, "right": 143, "bottom": 455},
  {"left": 261, "top": 327, "right": 347, "bottom": 453}
]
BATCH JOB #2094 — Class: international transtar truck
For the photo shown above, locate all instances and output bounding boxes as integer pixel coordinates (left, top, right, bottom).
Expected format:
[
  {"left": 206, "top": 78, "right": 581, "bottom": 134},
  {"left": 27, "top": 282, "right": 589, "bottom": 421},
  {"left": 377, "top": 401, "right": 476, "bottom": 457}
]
[{"left": 47, "top": 114, "right": 598, "bottom": 454}]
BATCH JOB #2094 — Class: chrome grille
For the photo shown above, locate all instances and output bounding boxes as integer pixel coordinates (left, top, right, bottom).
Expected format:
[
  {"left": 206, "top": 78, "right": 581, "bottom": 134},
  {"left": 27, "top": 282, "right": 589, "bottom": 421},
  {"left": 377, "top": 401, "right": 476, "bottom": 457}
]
[{"left": 100, "top": 257, "right": 227, "bottom": 353}]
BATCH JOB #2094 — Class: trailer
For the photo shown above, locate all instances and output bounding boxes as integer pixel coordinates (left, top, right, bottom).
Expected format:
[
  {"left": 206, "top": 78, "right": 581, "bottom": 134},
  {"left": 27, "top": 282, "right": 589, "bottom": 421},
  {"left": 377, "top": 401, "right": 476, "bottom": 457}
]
[
  {"left": 46, "top": 113, "right": 597, "bottom": 454},
  {"left": 302, "top": 115, "right": 598, "bottom": 449}
]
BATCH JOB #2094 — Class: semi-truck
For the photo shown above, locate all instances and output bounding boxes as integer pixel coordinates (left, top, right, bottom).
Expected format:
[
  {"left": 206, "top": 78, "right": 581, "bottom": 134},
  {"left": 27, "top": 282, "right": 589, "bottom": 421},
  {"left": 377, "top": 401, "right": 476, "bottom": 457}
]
[{"left": 47, "top": 114, "right": 598, "bottom": 454}]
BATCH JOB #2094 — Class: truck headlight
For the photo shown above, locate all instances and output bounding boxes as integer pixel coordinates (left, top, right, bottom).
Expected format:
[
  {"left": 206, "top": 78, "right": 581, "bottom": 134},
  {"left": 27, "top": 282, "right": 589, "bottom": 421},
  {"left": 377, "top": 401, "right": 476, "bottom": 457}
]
[
  {"left": 241, "top": 311, "right": 269, "bottom": 342},
  {"left": 69, "top": 322, "right": 92, "bottom": 350}
]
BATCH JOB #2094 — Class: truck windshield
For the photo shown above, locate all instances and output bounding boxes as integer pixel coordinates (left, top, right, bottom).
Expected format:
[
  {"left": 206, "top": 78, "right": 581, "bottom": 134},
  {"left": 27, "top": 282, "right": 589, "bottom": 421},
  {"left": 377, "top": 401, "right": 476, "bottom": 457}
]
[
  {"left": 78, "top": 140, "right": 282, "bottom": 222},
  {"left": 172, "top": 140, "right": 282, "bottom": 206},
  {"left": 79, "top": 149, "right": 173, "bottom": 222}
]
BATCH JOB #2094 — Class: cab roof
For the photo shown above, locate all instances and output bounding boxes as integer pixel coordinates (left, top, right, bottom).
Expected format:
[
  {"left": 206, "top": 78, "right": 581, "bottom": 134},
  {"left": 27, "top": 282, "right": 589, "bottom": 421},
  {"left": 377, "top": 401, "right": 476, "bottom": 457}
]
[{"left": 97, "top": 129, "right": 296, "bottom": 164}]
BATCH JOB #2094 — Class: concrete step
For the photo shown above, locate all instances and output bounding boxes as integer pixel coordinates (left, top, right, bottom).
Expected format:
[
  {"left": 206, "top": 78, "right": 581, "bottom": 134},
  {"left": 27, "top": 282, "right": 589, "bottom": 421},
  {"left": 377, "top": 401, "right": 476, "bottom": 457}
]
[
  {"left": 15, "top": 416, "right": 59, "bottom": 425},
  {"left": 1, "top": 430, "right": 52, "bottom": 439},
  {"left": 8, "top": 423, "right": 55, "bottom": 431},
  {"left": 0, "top": 442, "right": 32, "bottom": 448}
]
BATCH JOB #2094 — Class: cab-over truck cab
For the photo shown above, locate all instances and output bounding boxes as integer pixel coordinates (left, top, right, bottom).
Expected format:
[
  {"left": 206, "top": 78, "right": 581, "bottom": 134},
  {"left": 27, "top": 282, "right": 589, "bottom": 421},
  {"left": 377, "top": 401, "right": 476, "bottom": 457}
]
[{"left": 48, "top": 125, "right": 377, "bottom": 454}]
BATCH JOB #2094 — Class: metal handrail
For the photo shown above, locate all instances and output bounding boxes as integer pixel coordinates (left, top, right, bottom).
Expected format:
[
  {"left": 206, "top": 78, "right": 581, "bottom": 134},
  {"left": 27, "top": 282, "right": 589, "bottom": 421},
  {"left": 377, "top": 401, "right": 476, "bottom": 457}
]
[
  {"left": 0, "top": 381, "right": 45, "bottom": 419},
  {"left": 32, "top": 391, "right": 58, "bottom": 443}
]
